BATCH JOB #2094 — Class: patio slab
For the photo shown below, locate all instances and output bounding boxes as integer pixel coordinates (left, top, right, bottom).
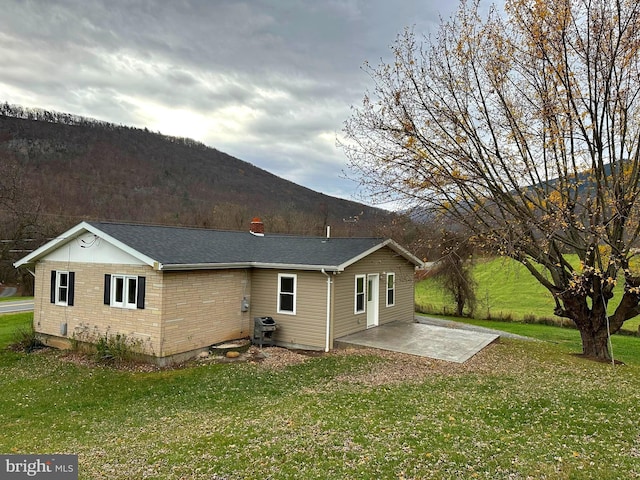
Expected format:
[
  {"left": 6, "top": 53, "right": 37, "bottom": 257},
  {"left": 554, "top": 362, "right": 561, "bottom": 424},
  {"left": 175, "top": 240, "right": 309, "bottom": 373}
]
[{"left": 336, "top": 320, "right": 499, "bottom": 363}]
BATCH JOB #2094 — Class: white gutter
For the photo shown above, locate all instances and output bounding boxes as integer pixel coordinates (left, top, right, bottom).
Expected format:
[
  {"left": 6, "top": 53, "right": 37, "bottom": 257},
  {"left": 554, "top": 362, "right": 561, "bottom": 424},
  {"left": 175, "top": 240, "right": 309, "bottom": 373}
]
[
  {"left": 321, "top": 268, "right": 332, "bottom": 352},
  {"left": 158, "top": 262, "right": 342, "bottom": 272}
]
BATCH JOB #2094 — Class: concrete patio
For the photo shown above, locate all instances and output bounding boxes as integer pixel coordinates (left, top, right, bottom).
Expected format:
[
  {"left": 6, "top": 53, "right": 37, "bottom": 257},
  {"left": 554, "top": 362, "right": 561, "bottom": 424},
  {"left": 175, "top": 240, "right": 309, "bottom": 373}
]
[{"left": 335, "top": 318, "right": 501, "bottom": 363}]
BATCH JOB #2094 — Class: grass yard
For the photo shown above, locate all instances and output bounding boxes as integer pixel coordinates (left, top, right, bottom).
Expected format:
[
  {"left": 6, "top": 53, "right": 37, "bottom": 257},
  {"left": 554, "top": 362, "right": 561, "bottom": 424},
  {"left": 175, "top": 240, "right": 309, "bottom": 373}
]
[
  {"left": 0, "top": 296, "right": 32, "bottom": 302},
  {"left": 416, "top": 256, "right": 640, "bottom": 333},
  {"left": 1, "top": 313, "right": 640, "bottom": 479}
]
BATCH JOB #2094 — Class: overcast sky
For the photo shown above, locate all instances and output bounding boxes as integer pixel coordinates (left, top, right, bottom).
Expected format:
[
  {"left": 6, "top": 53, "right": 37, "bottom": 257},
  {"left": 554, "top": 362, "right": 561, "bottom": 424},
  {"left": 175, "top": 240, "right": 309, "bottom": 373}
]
[{"left": 1, "top": 0, "right": 460, "bottom": 207}]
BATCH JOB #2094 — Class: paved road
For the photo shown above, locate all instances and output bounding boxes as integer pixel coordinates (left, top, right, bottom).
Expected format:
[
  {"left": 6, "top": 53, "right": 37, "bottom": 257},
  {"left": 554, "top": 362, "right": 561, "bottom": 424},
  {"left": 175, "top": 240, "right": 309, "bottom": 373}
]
[
  {"left": 0, "top": 286, "right": 17, "bottom": 297},
  {"left": 0, "top": 300, "right": 34, "bottom": 314}
]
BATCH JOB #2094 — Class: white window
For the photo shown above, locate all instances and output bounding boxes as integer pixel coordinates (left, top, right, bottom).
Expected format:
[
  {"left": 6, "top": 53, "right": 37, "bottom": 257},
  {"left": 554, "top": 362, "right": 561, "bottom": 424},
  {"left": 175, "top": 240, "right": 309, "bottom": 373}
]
[
  {"left": 277, "top": 274, "right": 297, "bottom": 314},
  {"left": 386, "top": 273, "right": 396, "bottom": 307},
  {"left": 55, "top": 271, "right": 69, "bottom": 305},
  {"left": 51, "top": 270, "right": 74, "bottom": 306},
  {"left": 354, "top": 275, "right": 366, "bottom": 314},
  {"left": 111, "top": 275, "right": 139, "bottom": 309}
]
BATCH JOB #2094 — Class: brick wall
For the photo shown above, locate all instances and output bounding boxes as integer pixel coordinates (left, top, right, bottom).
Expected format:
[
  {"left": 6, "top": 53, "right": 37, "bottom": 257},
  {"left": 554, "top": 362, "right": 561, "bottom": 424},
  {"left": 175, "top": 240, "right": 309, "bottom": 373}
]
[
  {"left": 35, "top": 262, "right": 253, "bottom": 359},
  {"left": 34, "top": 261, "right": 162, "bottom": 355},
  {"left": 160, "top": 269, "right": 251, "bottom": 356}
]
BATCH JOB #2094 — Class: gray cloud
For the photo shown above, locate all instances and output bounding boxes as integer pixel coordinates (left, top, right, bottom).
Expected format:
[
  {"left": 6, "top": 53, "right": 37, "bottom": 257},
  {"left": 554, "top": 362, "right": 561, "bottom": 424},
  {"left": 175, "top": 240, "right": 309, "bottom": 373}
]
[{"left": 0, "top": 0, "right": 457, "bottom": 203}]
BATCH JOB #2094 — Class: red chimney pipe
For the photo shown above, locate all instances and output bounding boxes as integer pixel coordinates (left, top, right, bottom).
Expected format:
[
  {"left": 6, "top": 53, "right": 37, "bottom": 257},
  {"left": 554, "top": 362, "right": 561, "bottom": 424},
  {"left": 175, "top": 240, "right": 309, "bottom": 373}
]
[{"left": 250, "top": 217, "right": 264, "bottom": 236}]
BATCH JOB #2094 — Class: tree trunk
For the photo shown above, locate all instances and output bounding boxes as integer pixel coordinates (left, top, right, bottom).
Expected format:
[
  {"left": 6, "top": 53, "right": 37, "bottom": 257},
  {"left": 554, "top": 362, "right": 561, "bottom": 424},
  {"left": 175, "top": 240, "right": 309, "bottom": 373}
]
[
  {"left": 576, "top": 323, "right": 611, "bottom": 361},
  {"left": 561, "top": 295, "right": 614, "bottom": 362},
  {"left": 455, "top": 294, "right": 464, "bottom": 317}
]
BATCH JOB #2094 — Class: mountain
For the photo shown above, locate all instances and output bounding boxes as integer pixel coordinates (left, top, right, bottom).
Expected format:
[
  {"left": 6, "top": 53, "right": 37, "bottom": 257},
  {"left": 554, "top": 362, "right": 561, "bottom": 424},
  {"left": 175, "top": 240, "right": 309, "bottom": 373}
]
[
  {"left": 0, "top": 104, "right": 387, "bottom": 236},
  {"left": 0, "top": 105, "right": 404, "bottom": 290}
]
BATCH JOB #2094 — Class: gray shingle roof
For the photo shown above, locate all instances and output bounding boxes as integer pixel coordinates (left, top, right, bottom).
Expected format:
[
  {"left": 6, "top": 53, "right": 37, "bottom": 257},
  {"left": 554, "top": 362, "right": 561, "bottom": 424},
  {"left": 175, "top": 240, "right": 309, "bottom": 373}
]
[{"left": 88, "top": 222, "right": 402, "bottom": 270}]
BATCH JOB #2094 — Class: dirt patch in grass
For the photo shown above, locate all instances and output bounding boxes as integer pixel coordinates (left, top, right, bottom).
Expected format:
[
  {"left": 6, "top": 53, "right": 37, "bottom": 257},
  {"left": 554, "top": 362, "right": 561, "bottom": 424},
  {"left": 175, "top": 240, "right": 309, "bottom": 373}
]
[
  {"left": 330, "top": 344, "right": 508, "bottom": 386},
  {"left": 52, "top": 339, "right": 541, "bottom": 384},
  {"left": 249, "top": 341, "right": 536, "bottom": 385},
  {"left": 254, "top": 347, "right": 313, "bottom": 369},
  {"left": 58, "top": 350, "right": 164, "bottom": 372},
  {"left": 326, "top": 339, "right": 581, "bottom": 386},
  {"left": 571, "top": 352, "right": 625, "bottom": 365}
]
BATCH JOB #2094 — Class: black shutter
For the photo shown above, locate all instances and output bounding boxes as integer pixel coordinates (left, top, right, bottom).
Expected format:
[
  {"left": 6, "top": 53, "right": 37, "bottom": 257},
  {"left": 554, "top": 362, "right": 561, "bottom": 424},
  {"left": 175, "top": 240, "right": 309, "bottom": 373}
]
[
  {"left": 136, "top": 276, "right": 146, "bottom": 309},
  {"left": 50, "top": 270, "right": 56, "bottom": 303},
  {"left": 68, "top": 272, "right": 75, "bottom": 306},
  {"left": 104, "top": 274, "right": 111, "bottom": 305}
]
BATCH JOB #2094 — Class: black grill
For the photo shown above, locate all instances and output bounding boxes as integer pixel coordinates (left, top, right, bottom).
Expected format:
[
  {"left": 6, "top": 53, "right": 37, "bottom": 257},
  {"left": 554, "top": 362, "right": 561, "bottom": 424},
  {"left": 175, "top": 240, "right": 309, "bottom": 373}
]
[{"left": 253, "top": 316, "right": 277, "bottom": 348}]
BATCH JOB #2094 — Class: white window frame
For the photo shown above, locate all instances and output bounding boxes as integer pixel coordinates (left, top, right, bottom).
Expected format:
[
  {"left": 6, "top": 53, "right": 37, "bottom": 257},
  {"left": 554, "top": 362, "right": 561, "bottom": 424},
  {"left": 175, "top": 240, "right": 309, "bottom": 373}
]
[
  {"left": 111, "top": 274, "right": 138, "bottom": 309},
  {"left": 277, "top": 273, "right": 297, "bottom": 315},
  {"left": 55, "top": 271, "right": 69, "bottom": 306},
  {"left": 354, "top": 274, "right": 366, "bottom": 314},
  {"left": 386, "top": 272, "right": 396, "bottom": 307}
]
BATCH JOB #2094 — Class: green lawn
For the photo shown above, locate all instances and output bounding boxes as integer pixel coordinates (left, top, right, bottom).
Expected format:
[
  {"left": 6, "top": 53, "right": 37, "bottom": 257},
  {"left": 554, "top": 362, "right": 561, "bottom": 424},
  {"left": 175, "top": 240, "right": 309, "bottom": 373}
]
[
  {"left": 417, "top": 256, "right": 640, "bottom": 334},
  {"left": 0, "top": 312, "right": 33, "bottom": 348},
  {"left": 0, "top": 296, "right": 33, "bottom": 302},
  {"left": 422, "top": 314, "right": 640, "bottom": 365},
  {"left": 1, "top": 313, "right": 640, "bottom": 479}
]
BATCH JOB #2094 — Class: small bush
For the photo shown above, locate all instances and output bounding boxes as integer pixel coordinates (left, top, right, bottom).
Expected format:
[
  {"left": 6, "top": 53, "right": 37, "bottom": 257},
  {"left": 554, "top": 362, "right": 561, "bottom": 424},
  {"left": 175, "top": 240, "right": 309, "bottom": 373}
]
[
  {"left": 541, "top": 316, "right": 559, "bottom": 327},
  {"left": 484, "top": 312, "right": 514, "bottom": 323},
  {"left": 9, "top": 324, "right": 45, "bottom": 353},
  {"left": 93, "top": 333, "right": 145, "bottom": 364},
  {"left": 71, "top": 326, "right": 147, "bottom": 365},
  {"left": 415, "top": 302, "right": 440, "bottom": 315}
]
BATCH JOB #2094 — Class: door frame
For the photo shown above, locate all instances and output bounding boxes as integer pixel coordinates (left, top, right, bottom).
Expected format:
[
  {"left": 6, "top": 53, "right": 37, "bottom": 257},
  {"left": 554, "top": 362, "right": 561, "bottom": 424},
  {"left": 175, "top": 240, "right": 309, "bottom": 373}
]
[{"left": 366, "top": 273, "right": 379, "bottom": 328}]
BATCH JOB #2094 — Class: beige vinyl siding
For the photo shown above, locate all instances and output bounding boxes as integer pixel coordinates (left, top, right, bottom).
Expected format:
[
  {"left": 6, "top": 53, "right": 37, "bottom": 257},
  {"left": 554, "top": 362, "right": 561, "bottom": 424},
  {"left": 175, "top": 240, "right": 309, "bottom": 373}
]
[
  {"left": 160, "top": 269, "right": 251, "bottom": 356},
  {"left": 250, "top": 269, "right": 327, "bottom": 349},
  {"left": 332, "top": 247, "right": 415, "bottom": 339},
  {"left": 34, "top": 261, "right": 162, "bottom": 354}
]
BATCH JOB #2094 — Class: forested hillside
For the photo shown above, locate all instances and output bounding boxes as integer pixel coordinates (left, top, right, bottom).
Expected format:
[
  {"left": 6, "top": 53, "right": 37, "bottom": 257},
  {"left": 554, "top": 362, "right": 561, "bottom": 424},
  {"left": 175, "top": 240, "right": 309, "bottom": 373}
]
[{"left": 0, "top": 104, "right": 402, "bottom": 290}]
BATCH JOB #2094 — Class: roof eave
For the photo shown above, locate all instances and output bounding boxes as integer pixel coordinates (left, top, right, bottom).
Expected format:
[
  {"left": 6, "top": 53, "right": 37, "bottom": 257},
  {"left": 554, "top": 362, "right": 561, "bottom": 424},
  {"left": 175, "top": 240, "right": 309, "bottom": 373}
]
[
  {"left": 13, "top": 221, "right": 158, "bottom": 269},
  {"left": 158, "top": 262, "right": 250, "bottom": 271},
  {"left": 337, "top": 239, "right": 424, "bottom": 271},
  {"left": 13, "top": 222, "right": 92, "bottom": 268},
  {"left": 250, "top": 262, "right": 341, "bottom": 272},
  {"left": 158, "top": 262, "right": 341, "bottom": 272},
  {"left": 385, "top": 239, "right": 425, "bottom": 269}
]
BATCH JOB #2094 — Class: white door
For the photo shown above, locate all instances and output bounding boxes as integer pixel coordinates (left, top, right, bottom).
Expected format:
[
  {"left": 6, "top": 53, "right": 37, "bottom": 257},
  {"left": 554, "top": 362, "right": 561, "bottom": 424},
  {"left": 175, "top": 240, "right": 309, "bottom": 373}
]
[{"left": 366, "top": 274, "right": 379, "bottom": 328}]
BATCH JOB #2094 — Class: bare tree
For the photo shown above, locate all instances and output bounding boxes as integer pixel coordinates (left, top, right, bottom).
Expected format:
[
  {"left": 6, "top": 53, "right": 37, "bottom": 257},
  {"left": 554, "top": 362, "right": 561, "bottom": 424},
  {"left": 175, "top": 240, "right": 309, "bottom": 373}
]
[
  {"left": 432, "top": 232, "right": 477, "bottom": 317},
  {"left": 343, "top": 0, "right": 640, "bottom": 360},
  {"left": 0, "top": 151, "right": 42, "bottom": 290}
]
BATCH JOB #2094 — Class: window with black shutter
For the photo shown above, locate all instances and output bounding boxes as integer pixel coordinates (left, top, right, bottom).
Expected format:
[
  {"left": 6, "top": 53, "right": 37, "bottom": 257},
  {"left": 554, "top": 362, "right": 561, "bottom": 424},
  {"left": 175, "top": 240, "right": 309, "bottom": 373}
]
[
  {"left": 105, "top": 274, "right": 145, "bottom": 309},
  {"left": 50, "top": 270, "right": 75, "bottom": 306}
]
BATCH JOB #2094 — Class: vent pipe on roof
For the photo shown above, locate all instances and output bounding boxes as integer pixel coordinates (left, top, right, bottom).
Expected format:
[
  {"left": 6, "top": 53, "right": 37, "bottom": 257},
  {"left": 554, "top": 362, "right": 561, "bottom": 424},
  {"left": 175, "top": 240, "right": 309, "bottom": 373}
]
[{"left": 250, "top": 217, "right": 265, "bottom": 236}]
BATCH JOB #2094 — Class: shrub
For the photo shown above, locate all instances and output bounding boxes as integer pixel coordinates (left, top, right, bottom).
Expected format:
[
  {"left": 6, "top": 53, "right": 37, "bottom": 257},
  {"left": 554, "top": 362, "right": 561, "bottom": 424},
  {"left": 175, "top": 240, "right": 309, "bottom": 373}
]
[
  {"left": 71, "top": 326, "right": 147, "bottom": 365},
  {"left": 94, "top": 333, "right": 144, "bottom": 364},
  {"left": 415, "top": 302, "right": 439, "bottom": 315}
]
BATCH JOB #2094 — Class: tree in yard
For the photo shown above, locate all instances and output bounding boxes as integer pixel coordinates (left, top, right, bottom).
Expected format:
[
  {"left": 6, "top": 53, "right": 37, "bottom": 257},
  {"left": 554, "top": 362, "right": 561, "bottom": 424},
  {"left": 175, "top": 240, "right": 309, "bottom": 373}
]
[
  {"left": 432, "top": 232, "right": 478, "bottom": 317},
  {"left": 343, "top": 0, "right": 640, "bottom": 360}
]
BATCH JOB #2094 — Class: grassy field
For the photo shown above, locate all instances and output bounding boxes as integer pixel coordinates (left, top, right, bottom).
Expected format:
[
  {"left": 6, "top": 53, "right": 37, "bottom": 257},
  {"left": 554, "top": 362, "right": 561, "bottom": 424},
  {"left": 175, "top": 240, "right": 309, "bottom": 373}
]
[
  {"left": 416, "top": 256, "right": 640, "bottom": 334},
  {"left": 1, "top": 312, "right": 640, "bottom": 479}
]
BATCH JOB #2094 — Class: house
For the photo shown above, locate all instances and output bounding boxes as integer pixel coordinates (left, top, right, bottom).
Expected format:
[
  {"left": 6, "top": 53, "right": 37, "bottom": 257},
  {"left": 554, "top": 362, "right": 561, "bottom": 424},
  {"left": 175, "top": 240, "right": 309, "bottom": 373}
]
[{"left": 14, "top": 219, "right": 423, "bottom": 364}]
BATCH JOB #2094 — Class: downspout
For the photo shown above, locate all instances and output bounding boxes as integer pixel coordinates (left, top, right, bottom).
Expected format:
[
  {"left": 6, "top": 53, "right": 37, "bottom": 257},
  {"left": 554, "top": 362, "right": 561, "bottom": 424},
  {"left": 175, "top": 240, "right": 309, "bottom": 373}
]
[{"left": 321, "top": 268, "right": 332, "bottom": 352}]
